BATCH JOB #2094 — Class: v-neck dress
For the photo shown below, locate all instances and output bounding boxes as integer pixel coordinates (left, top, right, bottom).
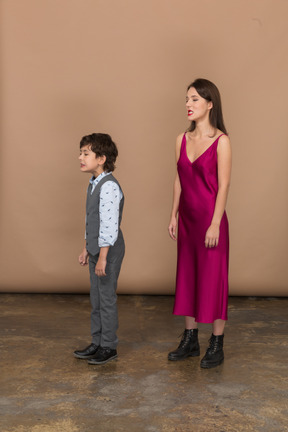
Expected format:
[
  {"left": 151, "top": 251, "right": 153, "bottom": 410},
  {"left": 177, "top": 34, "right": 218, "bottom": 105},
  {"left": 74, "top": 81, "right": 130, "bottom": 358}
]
[{"left": 173, "top": 133, "right": 229, "bottom": 322}]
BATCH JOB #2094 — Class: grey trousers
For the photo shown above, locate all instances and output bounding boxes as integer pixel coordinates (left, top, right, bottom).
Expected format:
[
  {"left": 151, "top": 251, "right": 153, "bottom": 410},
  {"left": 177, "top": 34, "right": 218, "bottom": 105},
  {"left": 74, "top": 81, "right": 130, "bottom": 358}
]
[{"left": 88, "top": 244, "right": 125, "bottom": 349}]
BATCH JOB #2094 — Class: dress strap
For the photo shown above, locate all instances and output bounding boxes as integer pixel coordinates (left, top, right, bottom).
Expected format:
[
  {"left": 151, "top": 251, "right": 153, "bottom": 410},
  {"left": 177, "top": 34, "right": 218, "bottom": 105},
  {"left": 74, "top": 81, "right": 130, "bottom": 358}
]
[
  {"left": 216, "top": 133, "right": 226, "bottom": 140},
  {"left": 214, "top": 133, "right": 226, "bottom": 149},
  {"left": 180, "top": 133, "right": 186, "bottom": 155}
]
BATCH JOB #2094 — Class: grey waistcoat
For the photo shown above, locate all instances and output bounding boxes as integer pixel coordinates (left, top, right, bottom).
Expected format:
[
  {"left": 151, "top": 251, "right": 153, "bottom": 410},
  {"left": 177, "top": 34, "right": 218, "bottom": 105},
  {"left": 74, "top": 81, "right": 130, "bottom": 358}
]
[{"left": 85, "top": 174, "right": 124, "bottom": 256}]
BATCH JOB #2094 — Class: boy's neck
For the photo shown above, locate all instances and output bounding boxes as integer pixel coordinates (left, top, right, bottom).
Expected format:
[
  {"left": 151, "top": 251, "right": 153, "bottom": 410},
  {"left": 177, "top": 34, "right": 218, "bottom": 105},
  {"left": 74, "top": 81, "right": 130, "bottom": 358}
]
[{"left": 92, "top": 168, "right": 105, "bottom": 178}]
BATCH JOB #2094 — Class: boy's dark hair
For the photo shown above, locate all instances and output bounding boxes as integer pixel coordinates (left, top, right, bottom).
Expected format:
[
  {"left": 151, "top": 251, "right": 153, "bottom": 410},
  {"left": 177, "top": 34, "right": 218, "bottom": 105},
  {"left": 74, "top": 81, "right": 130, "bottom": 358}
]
[{"left": 80, "top": 133, "right": 118, "bottom": 172}]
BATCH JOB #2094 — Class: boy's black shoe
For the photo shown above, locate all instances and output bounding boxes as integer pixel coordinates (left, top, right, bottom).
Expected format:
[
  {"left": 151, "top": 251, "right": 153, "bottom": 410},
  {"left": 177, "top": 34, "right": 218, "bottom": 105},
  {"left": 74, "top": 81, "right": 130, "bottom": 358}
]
[
  {"left": 88, "top": 347, "right": 118, "bottom": 365},
  {"left": 74, "top": 343, "right": 99, "bottom": 359}
]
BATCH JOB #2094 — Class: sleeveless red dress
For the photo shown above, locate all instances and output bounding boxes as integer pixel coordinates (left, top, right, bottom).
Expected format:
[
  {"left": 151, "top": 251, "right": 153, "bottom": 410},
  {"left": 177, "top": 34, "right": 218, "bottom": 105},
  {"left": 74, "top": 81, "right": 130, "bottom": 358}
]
[{"left": 173, "top": 133, "right": 229, "bottom": 323}]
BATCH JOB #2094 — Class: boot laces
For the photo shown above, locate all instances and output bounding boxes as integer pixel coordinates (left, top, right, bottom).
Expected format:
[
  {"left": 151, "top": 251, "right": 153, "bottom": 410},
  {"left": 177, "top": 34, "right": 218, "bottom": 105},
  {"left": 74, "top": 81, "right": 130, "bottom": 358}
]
[
  {"left": 178, "top": 330, "right": 193, "bottom": 349},
  {"left": 207, "top": 336, "right": 221, "bottom": 354}
]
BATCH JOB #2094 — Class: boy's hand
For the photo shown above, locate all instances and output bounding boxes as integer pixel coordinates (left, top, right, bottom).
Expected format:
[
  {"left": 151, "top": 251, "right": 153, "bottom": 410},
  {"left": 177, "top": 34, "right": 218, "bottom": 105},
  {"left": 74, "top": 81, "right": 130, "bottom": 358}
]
[
  {"left": 79, "top": 248, "right": 89, "bottom": 266},
  {"left": 95, "top": 246, "right": 109, "bottom": 277},
  {"left": 95, "top": 257, "right": 107, "bottom": 277}
]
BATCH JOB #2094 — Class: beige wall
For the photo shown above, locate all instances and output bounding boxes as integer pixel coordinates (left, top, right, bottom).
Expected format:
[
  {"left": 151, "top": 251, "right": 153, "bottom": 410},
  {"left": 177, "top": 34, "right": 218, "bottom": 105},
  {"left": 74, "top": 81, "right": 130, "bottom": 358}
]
[{"left": 0, "top": 0, "right": 287, "bottom": 295}]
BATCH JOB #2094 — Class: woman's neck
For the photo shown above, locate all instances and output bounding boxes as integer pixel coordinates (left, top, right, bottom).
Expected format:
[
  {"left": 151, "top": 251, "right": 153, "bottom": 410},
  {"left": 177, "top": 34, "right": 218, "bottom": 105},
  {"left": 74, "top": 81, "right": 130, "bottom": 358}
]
[{"left": 192, "top": 119, "right": 216, "bottom": 139}]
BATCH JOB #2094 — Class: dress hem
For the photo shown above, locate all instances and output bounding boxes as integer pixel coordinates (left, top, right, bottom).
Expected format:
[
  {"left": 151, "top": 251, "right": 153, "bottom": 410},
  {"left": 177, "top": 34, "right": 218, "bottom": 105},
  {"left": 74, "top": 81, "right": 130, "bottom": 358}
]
[{"left": 172, "top": 312, "right": 228, "bottom": 324}]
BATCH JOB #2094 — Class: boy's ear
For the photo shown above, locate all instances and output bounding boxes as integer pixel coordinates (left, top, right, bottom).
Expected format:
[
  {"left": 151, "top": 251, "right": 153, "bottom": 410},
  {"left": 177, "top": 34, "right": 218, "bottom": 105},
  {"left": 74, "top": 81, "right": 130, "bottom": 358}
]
[{"left": 98, "top": 155, "right": 106, "bottom": 166}]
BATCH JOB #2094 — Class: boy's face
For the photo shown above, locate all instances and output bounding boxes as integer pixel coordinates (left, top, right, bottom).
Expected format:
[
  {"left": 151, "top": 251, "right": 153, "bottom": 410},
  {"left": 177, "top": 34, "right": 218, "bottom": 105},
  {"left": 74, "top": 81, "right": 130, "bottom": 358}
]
[{"left": 79, "top": 145, "right": 106, "bottom": 177}]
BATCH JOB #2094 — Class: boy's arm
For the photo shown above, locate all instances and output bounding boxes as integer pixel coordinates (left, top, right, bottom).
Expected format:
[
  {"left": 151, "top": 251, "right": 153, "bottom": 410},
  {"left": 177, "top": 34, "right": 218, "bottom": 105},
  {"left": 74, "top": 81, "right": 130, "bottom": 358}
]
[
  {"left": 96, "top": 180, "right": 122, "bottom": 276},
  {"left": 98, "top": 180, "right": 122, "bottom": 248},
  {"left": 95, "top": 246, "right": 109, "bottom": 276},
  {"left": 79, "top": 211, "right": 89, "bottom": 266},
  {"left": 79, "top": 241, "right": 89, "bottom": 266}
]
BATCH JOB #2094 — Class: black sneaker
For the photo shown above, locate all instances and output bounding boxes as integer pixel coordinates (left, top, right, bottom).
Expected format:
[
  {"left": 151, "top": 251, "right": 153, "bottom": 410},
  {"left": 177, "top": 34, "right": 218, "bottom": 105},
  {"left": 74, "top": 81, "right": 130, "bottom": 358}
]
[
  {"left": 74, "top": 343, "right": 99, "bottom": 359},
  {"left": 88, "top": 347, "right": 118, "bottom": 365}
]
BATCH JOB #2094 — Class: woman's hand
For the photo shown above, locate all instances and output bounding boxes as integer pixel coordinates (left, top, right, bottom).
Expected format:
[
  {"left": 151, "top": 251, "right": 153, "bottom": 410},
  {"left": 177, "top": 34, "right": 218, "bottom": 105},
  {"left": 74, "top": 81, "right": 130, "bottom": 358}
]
[
  {"left": 205, "top": 223, "right": 220, "bottom": 248},
  {"left": 168, "top": 216, "right": 178, "bottom": 241},
  {"left": 79, "top": 248, "right": 89, "bottom": 266}
]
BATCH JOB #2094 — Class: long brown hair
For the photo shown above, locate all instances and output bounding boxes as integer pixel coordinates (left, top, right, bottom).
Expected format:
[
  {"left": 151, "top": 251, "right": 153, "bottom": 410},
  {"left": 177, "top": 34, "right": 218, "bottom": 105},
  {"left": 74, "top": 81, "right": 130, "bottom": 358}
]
[{"left": 187, "top": 78, "right": 228, "bottom": 135}]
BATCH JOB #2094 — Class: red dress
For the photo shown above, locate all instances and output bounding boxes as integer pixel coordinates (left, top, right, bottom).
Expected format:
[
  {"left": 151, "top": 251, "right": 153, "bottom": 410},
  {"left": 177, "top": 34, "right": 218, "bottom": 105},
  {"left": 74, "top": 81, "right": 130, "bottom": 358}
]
[{"left": 173, "top": 133, "right": 229, "bottom": 323}]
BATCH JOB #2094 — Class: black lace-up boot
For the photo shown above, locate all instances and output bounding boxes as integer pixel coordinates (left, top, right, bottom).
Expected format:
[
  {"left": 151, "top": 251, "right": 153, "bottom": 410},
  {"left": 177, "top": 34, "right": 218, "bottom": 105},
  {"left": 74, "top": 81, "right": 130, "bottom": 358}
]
[
  {"left": 168, "top": 329, "right": 200, "bottom": 361},
  {"left": 200, "top": 334, "right": 224, "bottom": 368}
]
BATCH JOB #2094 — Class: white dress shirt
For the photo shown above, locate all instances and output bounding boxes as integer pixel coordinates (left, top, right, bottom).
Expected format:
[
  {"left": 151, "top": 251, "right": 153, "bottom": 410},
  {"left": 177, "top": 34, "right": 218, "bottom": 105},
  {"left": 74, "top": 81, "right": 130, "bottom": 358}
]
[{"left": 86, "top": 172, "right": 123, "bottom": 248}]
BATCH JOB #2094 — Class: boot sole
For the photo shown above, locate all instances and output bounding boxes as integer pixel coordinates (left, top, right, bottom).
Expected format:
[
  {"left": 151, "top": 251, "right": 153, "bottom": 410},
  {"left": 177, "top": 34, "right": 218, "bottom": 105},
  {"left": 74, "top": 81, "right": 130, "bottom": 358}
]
[
  {"left": 200, "top": 358, "right": 224, "bottom": 368},
  {"left": 168, "top": 350, "right": 200, "bottom": 361}
]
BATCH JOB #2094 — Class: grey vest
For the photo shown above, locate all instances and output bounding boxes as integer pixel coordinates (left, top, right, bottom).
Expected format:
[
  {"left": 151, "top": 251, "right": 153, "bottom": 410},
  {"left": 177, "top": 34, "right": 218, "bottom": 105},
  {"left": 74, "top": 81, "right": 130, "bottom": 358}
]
[{"left": 85, "top": 174, "right": 124, "bottom": 256}]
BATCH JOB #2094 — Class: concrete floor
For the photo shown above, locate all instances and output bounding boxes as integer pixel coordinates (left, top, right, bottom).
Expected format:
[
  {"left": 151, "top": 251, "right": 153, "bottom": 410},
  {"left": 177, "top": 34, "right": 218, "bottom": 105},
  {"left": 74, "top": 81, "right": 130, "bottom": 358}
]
[{"left": 0, "top": 294, "right": 287, "bottom": 432}]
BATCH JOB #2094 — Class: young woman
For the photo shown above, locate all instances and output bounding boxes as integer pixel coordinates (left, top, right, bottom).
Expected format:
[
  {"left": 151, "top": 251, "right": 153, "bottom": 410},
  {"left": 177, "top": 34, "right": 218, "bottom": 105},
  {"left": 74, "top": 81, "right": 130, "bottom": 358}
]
[{"left": 168, "top": 78, "right": 232, "bottom": 368}]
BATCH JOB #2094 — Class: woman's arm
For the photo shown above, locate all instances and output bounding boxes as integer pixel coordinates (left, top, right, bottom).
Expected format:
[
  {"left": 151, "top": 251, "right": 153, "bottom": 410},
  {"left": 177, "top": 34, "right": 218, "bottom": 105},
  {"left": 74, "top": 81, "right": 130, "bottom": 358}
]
[
  {"left": 168, "top": 134, "right": 183, "bottom": 241},
  {"left": 205, "top": 135, "right": 232, "bottom": 248},
  {"left": 168, "top": 173, "right": 181, "bottom": 240}
]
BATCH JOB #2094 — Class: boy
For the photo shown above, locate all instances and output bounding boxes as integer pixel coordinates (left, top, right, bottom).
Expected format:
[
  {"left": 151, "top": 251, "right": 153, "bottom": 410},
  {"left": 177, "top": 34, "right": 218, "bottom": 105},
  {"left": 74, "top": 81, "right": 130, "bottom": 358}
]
[{"left": 74, "top": 133, "right": 125, "bottom": 365}]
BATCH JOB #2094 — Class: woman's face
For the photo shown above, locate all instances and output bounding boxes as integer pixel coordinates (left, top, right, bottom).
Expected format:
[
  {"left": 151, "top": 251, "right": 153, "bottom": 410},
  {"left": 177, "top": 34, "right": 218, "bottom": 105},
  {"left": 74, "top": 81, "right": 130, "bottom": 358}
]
[{"left": 185, "top": 87, "right": 212, "bottom": 122}]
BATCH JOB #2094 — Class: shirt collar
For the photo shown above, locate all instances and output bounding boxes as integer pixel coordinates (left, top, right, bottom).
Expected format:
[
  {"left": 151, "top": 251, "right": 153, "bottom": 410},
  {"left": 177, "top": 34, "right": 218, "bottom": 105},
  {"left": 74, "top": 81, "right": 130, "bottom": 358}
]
[{"left": 89, "top": 171, "right": 111, "bottom": 186}]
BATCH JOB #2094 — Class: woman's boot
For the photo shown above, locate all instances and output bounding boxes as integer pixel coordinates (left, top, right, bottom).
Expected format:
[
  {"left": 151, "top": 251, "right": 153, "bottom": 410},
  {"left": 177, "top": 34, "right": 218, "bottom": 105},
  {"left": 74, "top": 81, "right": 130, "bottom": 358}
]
[
  {"left": 200, "top": 334, "right": 224, "bottom": 368},
  {"left": 168, "top": 329, "right": 200, "bottom": 361}
]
